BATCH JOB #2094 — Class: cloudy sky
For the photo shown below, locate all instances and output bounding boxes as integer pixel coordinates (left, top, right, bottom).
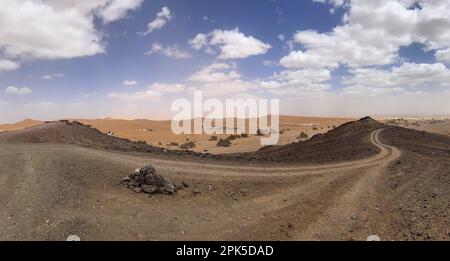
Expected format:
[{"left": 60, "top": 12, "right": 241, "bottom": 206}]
[{"left": 1, "top": 0, "right": 450, "bottom": 123}]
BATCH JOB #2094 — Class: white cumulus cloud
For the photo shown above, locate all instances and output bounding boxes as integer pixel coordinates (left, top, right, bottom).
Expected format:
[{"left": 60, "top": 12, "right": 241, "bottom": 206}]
[
  {"left": 149, "top": 83, "right": 186, "bottom": 93},
  {"left": 435, "top": 49, "right": 450, "bottom": 64},
  {"left": 282, "top": 0, "right": 450, "bottom": 69},
  {"left": 0, "top": 60, "right": 20, "bottom": 72},
  {"left": 188, "top": 63, "right": 253, "bottom": 96},
  {"left": 257, "top": 69, "right": 331, "bottom": 96},
  {"left": 123, "top": 80, "right": 138, "bottom": 86},
  {"left": 108, "top": 90, "right": 161, "bottom": 102},
  {"left": 188, "top": 33, "right": 208, "bottom": 50},
  {"left": 142, "top": 6, "right": 172, "bottom": 35},
  {"left": 146, "top": 43, "right": 191, "bottom": 59},
  {"left": 98, "top": 0, "right": 143, "bottom": 23},
  {"left": 0, "top": 0, "right": 143, "bottom": 69},
  {"left": 189, "top": 63, "right": 240, "bottom": 83},
  {"left": 342, "top": 62, "right": 450, "bottom": 95},
  {"left": 5, "top": 86, "right": 33, "bottom": 95},
  {"left": 189, "top": 28, "right": 271, "bottom": 59},
  {"left": 41, "top": 73, "right": 64, "bottom": 80}
]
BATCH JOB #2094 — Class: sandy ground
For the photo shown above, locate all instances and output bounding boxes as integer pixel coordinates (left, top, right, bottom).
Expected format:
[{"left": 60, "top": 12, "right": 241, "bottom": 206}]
[
  {"left": 381, "top": 118, "right": 450, "bottom": 137},
  {"left": 0, "top": 119, "right": 41, "bottom": 132},
  {"left": 0, "top": 118, "right": 448, "bottom": 241}
]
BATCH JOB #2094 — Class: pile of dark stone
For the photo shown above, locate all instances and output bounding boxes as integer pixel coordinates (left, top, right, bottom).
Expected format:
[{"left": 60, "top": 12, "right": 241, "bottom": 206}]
[{"left": 122, "top": 165, "right": 179, "bottom": 195}]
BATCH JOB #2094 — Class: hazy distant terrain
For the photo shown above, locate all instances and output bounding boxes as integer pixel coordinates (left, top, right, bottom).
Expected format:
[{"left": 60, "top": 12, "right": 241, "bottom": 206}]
[{"left": 381, "top": 118, "right": 450, "bottom": 137}]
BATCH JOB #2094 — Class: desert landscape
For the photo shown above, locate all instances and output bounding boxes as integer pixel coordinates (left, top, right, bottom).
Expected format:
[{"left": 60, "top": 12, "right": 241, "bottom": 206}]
[
  {"left": 1, "top": 0, "right": 450, "bottom": 246},
  {"left": 0, "top": 116, "right": 449, "bottom": 240}
]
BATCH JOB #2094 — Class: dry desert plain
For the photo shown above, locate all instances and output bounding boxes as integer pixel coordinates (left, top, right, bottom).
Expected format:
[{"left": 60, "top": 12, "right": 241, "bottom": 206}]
[{"left": 0, "top": 116, "right": 449, "bottom": 240}]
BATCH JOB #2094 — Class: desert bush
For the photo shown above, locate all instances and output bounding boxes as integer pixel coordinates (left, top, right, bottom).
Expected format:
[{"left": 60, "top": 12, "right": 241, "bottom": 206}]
[
  {"left": 217, "top": 138, "right": 232, "bottom": 147},
  {"left": 227, "top": 134, "right": 238, "bottom": 140},
  {"left": 179, "top": 141, "right": 196, "bottom": 149},
  {"left": 256, "top": 129, "right": 264, "bottom": 136},
  {"left": 298, "top": 131, "right": 308, "bottom": 140}
]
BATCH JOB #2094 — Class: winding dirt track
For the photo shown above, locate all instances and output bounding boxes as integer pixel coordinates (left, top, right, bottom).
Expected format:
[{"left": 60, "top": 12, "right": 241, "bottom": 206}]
[
  {"left": 148, "top": 128, "right": 400, "bottom": 176},
  {"left": 0, "top": 129, "right": 401, "bottom": 240}
]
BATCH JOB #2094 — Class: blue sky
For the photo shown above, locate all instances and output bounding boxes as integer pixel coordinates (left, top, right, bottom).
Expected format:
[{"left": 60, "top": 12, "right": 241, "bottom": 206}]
[{"left": 1, "top": 0, "right": 450, "bottom": 122}]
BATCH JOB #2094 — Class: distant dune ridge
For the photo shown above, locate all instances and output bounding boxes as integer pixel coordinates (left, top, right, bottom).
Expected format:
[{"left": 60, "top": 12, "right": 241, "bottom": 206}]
[{"left": 0, "top": 119, "right": 42, "bottom": 131}]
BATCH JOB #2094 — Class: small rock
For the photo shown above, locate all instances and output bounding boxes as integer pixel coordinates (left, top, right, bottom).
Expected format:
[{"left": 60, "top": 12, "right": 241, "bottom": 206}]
[
  {"left": 140, "top": 165, "right": 156, "bottom": 175},
  {"left": 67, "top": 235, "right": 81, "bottom": 241},
  {"left": 141, "top": 185, "right": 159, "bottom": 194},
  {"left": 134, "top": 187, "right": 142, "bottom": 193},
  {"left": 144, "top": 174, "right": 157, "bottom": 186},
  {"left": 367, "top": 235, "right": 380, "bottom": 241},
  {"left": 135, "top": 175, "right": 145, "bottom": 185},
  {"left": 182, "top": 181, "right": 189, "bottom": 188},
  {"left": 127, "top": 180, "right": 139, "bottom": 187},
  {"left": 193, "top": 189, "right": 201, "bottom": 195},
  {"left": 163, "top": 183, "right": 176, "bottom": 195},
  {"left": 351, "top": 214, "right": 357, "bottom": 220},
  {"left": 174, "top": 181, "right": 185, "bottom": 191}
]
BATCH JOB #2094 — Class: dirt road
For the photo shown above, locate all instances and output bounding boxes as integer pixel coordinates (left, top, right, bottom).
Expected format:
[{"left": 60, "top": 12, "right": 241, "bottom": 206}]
[{"left": 0, "top": 128, "right": 411, "bottom": 240}]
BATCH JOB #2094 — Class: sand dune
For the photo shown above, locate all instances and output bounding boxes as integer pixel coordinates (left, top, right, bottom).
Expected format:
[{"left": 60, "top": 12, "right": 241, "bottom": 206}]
[{"left": 0, "top": 119, "right": 42, "bottom": 131}]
